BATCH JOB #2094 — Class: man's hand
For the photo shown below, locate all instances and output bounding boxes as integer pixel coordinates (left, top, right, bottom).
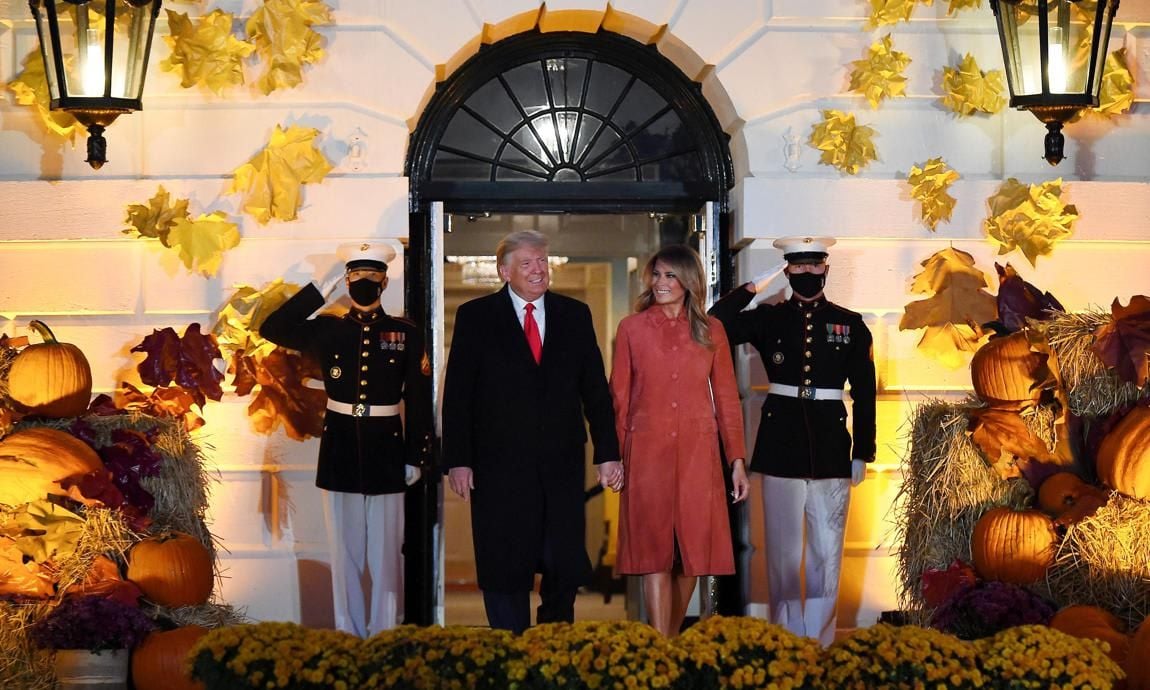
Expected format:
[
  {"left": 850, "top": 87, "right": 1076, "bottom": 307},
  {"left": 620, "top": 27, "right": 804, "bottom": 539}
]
[
  {"left": 317, "top": 263, "right": 346, "bottom": 299},
  {"left": 851, "top": 459, "right": 866, "bottom": 487},
  {"left": 405, "top": 465, "right": 422, "bottom": 486},
  {"left": 597, "top": 461, "right": 624, "bottom": 492},
  {"left": 448, "top": 467, "right": 475, "bottom": 501},
  {"left": 730, "top": 459, "right": 750, "bottom": 503},
  {"left": 750, "top": 261, "right": 788, "bottom": 294}
]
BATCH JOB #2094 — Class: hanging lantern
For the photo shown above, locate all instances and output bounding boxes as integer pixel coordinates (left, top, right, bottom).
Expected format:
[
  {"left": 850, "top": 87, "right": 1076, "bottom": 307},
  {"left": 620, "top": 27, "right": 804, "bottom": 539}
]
[
  {"left": 989, "top": 0, "right": 1120, "bottom": 165},
  {"left": 28, "top": 0, "right": 163, "bottom": 169}
]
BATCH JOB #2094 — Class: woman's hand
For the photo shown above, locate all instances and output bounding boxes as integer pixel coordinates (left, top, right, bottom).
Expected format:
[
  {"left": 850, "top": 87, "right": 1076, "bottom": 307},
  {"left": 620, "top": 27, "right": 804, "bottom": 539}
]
[
  {"left": 730, "top": 459, "right": 750, "bottom": 503},
  {"left": 598, "top": 460, "right": 625, "bottom": 492}
]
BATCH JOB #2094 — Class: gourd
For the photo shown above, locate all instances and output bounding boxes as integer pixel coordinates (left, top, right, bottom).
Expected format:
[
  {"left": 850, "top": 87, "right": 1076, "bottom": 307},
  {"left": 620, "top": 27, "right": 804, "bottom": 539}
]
[
  {"left": 7, "top": 320, "right": 93, "bottom": 418},
  {"left": 1049, "top": 605, "right": 1129, "bottom": 666},
  {"left": 131, "top": 625, "right": 209, "bottom": 690},
  {"left": 970, "top": 332, "right": 1046, "bottom": 408},
  {"left": 1095, "top": 405, "right": 1150, "bottom": 500},
  {"left": 127, "top": 532, "right": 213, "bottom": 607},
  {"left": 970, "top": 506, "right": 1057, "bottom": 584}
]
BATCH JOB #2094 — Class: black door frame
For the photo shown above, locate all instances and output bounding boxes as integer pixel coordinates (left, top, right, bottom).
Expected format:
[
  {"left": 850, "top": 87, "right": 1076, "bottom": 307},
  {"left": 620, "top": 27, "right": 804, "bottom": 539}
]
[{"left": 403, "top": 29, "right": 743, "bottom": 626}]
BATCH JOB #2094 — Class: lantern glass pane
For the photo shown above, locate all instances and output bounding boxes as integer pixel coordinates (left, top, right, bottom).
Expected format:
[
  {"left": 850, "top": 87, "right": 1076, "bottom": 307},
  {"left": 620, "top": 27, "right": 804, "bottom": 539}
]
[
  {"left": 1004, "top": 3, "right": 1044, "bottom": 95},
  {"left": 1050, "top": 0, "right": 1094, "bottom": 95},
  {"left": 114, "top": 0, "right": 154, "bottom": 99},
  {"left": 33, "top": 3, "right": 64, "bottom": 100}
]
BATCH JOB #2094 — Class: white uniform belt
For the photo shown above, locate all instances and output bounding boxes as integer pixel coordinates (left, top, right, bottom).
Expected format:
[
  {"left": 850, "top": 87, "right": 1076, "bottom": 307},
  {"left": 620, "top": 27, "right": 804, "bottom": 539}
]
[
  {"left": 326, "top": 400, "right": 400, "bottom": 417},
  {"left": 769, "top": 384, "right": 844, "bottom": 401}
]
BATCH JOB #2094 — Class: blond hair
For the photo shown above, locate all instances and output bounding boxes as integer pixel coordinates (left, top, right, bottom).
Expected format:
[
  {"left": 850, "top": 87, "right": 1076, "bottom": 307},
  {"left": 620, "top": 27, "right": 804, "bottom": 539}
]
[{"left": 496, "top": 230, "right": 549, "bottom": 268}]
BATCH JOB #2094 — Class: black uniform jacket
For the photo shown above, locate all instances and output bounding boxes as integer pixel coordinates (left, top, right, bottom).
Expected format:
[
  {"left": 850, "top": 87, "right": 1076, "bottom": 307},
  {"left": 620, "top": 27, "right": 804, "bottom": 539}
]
[
  {"left": 260, "top": 283, "right": 432, "bottom": 495},
  {"left": 441, "top": 285, "right": 619, "bottom": 593},
  {"left": 709, "top": 287, "right": 876, "bottom": 479}
]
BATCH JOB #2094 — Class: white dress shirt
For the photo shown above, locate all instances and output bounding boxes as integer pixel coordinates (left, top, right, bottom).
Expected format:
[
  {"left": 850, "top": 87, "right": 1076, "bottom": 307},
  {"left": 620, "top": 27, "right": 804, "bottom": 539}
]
[{"left": 508, "top": 287, "right": 546, "bottom": 344}]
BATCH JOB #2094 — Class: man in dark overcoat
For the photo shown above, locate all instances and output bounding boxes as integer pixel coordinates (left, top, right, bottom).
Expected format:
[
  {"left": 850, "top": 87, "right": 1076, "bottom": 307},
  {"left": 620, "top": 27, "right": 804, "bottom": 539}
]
[
  {"left": 709, "top": 235, "right": 876, "bottom": 646},
  {"left": 442, "top": 230, "right": 621, "bottom": 634},
  {"left": 260, "top": 242, "right": 432, "bottom": 637}
]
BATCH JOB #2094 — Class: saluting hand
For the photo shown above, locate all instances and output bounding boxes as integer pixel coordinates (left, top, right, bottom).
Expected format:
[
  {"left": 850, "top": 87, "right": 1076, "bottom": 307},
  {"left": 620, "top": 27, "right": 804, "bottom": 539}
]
[
  {"left": 597, "top": 461, "right": 624, "bottom": 492},
  {"left": 448, "top": 467, "right": 475, "bottom": 501}
]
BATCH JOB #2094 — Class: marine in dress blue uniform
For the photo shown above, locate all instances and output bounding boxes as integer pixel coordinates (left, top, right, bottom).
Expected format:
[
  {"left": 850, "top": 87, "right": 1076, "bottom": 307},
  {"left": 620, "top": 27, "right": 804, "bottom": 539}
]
[
  {"left": 709, "top": 236, "right": 876, "bottom": 646},
  {"left": 261, "top": 243, "right": 432, "bottom": 637}
]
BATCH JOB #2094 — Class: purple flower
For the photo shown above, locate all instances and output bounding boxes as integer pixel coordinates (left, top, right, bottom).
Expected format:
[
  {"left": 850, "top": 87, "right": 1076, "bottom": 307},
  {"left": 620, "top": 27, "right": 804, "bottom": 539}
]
[
  {"left": 29, "top": 595, "right": 155, "bottom": 652},
  {"left": 929, "top": 581, "right": 1056, "bottom": 640}
]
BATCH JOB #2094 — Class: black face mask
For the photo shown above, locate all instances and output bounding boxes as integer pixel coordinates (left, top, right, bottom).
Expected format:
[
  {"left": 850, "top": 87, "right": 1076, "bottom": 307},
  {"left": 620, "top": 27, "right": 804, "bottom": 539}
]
[
  {"left": 787, "top": 272, "right": 825, "bottom": 299},
  {"left": 348, "top": 278, "right": 383, "bottom": 307}
]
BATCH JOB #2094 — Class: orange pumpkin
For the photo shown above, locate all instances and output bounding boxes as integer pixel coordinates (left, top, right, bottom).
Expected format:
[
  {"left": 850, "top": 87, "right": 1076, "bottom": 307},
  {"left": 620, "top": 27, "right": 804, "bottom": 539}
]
[
  {"left": 1126, "top": 616, "right": 1150, "bottom": 690},
  {"left": 127, "top": 532, "right": 213, "bottom": 607},
  {"left": 1037, "top": 471, "right": 1109, "bottom": 523},
  {"left": 0, "top": 427, "right": 106, "bottom": 506},
  {"left": 1096, "top": 405, "right": 1150, "bottom": 500},
  {"left": 131, "top": 625, "right": 209, "bottom": 690},
  {"left": 970, "top": 332, "right": 1046, "bottom": 408},
  {"left": 970, "top": 506, "right": 1057, "bottom": 584},
  {"left": 1050, "top": 605, "right": 1130, "bottom": 666},
  {"left": 7, "top": 320, "right": 93, "bottom": 418}
]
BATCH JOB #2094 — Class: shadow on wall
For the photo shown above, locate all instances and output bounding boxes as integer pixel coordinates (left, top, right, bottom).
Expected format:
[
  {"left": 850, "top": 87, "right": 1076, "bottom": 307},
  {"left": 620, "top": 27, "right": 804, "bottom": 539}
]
[{"left": 298, "top": 559, "right": 335, "bottom": 628}]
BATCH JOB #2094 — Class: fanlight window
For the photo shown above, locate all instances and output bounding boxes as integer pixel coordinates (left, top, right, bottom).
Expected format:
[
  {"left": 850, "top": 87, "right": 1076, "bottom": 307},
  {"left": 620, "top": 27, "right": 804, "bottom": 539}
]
[{"left": 432, "top": 56, "right": 701, "bottom": 184}]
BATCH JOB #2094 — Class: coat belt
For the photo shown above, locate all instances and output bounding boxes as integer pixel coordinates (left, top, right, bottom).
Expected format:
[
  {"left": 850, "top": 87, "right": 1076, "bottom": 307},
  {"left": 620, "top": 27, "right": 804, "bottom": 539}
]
[
  {"left": 769, "top": 383, "right": 844, "bottom": 401},
  {"left": 326, "top": 400, "right": 400, "bottom": 417}
]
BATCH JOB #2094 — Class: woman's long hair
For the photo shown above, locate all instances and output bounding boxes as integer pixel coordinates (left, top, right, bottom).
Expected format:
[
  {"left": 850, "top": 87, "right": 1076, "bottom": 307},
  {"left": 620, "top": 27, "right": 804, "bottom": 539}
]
[{"left": 634, "top": 245, "right": 713, "bottom": 349}]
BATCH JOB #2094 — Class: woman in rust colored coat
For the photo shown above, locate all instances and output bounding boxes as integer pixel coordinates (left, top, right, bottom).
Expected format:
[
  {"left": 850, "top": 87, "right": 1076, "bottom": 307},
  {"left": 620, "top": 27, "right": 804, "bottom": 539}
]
[{"left": 610, "top": 244, "right": 750, "bottom": 637}]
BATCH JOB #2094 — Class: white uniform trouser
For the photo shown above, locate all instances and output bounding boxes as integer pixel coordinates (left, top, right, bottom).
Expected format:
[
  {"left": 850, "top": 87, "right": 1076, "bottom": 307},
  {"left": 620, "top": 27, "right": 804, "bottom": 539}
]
[
  {"left": 760, "top": 474, "right": 850, "bottom": 647},
  {"left": 322, "top": 490, "right": 404, "bottom": 637}
]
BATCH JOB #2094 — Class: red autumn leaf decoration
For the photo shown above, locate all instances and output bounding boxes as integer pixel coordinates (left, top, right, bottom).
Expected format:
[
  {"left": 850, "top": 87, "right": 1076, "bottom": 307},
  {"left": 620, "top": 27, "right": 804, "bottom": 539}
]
[
  {"left": 234, "top": 347, "right": 325, "bottom": 440},
  {"left": 921, "top": 559, "right": 978, "bottom": 608},
  {"left": 130, "top": 324, "right": 224, "bottom": 406},
  {"left": 1092, "top": 295, "right": 1150, "bottom": 387},
  {"left": 993, "top": 263, "right": 1064, "bottom": 334}
]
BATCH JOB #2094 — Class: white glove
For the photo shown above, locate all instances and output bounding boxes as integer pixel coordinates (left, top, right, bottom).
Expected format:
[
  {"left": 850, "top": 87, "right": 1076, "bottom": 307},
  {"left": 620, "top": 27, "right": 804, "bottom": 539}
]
[
  {"left": 750, "top": 261, "right": 788, "bottom": 294},
  {"left": 318, "top": 272, "right": 344, "bottom": 299},
  {"left": 405, "top": 464, "right": 422, "bottom": 486},
  {"left": 851, "top": 459, "right": 866, "bottom": 487}
]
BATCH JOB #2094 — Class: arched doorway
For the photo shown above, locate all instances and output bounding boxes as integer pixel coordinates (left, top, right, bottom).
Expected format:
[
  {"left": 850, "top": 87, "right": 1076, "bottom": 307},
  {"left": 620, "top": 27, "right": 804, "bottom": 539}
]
[{"left": 403, "top": 29, "right": 739, "bottom": 626}]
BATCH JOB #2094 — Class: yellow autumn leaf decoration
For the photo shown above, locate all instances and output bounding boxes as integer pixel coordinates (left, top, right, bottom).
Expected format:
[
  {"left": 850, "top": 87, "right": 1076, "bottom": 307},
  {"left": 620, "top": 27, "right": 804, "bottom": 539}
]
[
  {"left": 946, "top": 0, "right": 981, "bottom": 14},
  {"left": 849, "top": 34, "right": 912, "bottom": 109},
  {"left": 864, "top": 0, "right": 915, "bottom": 30},
  {"left": 213, "top": 280, "right": 302, "bottom": 362},
  {"left": 246, "top": 0, "right": 333, "bottom": 95},
  {"left": 5, "top": 50, "right": 85, "bottom": 141},
  {"left": 230, "top": 124, "right": 333, "bottom": 224},
  {"left": 808, "top": 110, "right": 878, "bottom": 175},
  {"left": 984, "top": 178, "right": 1078, "bottom": 268},
  {"left": 1070, "top": 48, "right": 1134, "bottom": 122},
  {"left": 907, "top": 157, "right": 960, "bottom": 231},
  {"left": 941, "top": 53, "right": 1006, "bottom": 117},
  {"left": 162, "top": 9, "right": 256, "bottom": 94},
  {"left": 167, "top": 212, "right": 242, "bottom": 277},
  {"left": 123, "top": 185, "right": 191, "bottom": 246},
  {"left": 899, "top": 247, "right": 996, "bottom": 367}
]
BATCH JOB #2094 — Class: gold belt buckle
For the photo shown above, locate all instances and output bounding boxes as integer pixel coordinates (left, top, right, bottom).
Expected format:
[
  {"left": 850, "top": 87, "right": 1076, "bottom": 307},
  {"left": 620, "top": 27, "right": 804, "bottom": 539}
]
[
  {"left": 353, "top": 403, "right": 367, "bottom": 417},
  {"left": 798, "top": 386, "right": 815, "bottom": 400}
]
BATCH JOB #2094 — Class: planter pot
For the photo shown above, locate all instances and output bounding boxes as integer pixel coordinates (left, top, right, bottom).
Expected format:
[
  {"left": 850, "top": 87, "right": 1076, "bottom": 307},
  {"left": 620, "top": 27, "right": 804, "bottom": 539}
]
[{"left": 53, "top": 649, "right": 129, "bottom": 690}]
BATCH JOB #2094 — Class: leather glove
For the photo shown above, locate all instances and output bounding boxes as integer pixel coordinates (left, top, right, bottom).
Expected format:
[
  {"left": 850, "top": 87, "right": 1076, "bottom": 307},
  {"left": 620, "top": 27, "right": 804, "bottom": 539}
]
[
  {"left": 851, "top": 459, "right": 866, "bottom": 487},
  {"left": 405, "top": 464, "right": 422, "bottom": 486},
  {"left": 750, "top": 261, "right": 788, "bottom": 294}
]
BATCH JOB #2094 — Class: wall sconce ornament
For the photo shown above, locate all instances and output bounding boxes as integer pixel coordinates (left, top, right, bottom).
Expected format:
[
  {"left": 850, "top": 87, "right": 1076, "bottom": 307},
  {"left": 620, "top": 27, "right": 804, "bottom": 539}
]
[
  {"left": 989, "top": 0, "right": 1120, "bottom": 165},
  {"left": 28, "top": 0, "right": 163, "bottom": 169}
]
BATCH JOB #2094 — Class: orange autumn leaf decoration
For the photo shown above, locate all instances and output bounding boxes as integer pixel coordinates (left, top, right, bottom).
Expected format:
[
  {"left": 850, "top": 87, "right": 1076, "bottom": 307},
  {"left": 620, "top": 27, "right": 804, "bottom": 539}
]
[
  {"left": 967, "top": 408, "right": 1057, "bottom": 481},
  {"left": 233, "top": 347, "right": 325, "bottom": 441},
  {"left": 899, "top": 247, "right": 996, "bottom": 367}
]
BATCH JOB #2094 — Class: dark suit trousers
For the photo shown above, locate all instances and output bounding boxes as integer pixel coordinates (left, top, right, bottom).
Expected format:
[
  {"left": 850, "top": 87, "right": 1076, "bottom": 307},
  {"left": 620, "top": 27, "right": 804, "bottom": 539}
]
[{"left": 482, "top": 526, "right": 577, "bottom": 634}]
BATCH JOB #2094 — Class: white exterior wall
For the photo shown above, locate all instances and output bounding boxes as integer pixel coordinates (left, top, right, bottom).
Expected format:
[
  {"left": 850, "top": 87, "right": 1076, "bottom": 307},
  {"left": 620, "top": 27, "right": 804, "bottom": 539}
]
[{"left": 2, "top": 0, "right": 1148, "bottom": 628}]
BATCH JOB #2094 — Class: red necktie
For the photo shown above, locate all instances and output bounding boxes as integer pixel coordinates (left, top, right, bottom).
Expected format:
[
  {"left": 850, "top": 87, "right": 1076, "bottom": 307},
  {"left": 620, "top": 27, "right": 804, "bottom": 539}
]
[{"left": 524, "top": 303, "right": 542, "bottom": 364}]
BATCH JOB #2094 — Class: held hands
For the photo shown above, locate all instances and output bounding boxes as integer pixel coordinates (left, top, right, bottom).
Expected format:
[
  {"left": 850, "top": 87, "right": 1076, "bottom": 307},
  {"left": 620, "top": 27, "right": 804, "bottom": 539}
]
[
  {"left": 598, "top": 461, "right": 624, "bottom": 492},
  {"left": 448, "top": 467, "right": 474, "bottom": 501},
  {"left": 851, "top": 459, "right": 866, "bottom": 487},
  {"left": 730, "top": 459, "right": 750, "bottom": 503}
]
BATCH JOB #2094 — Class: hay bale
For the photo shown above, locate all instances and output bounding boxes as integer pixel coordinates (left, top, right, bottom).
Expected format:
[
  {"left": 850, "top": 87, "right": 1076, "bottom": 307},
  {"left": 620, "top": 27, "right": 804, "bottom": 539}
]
[
  {"left": 0, "top": 601, "right": 54, "bottom": 690},
  {"left": 898, "top": 309, "right": 1150, "bottom": 628}
]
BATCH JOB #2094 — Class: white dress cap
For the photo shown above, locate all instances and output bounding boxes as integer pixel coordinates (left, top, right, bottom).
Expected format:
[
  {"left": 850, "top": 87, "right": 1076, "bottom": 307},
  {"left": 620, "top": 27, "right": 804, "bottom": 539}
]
[
  {"left": 771, "top": 236, "right": 836, "bottom": 262},
  {"left": 339, "top": 242, "right": 397, "bottom": 271}
]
